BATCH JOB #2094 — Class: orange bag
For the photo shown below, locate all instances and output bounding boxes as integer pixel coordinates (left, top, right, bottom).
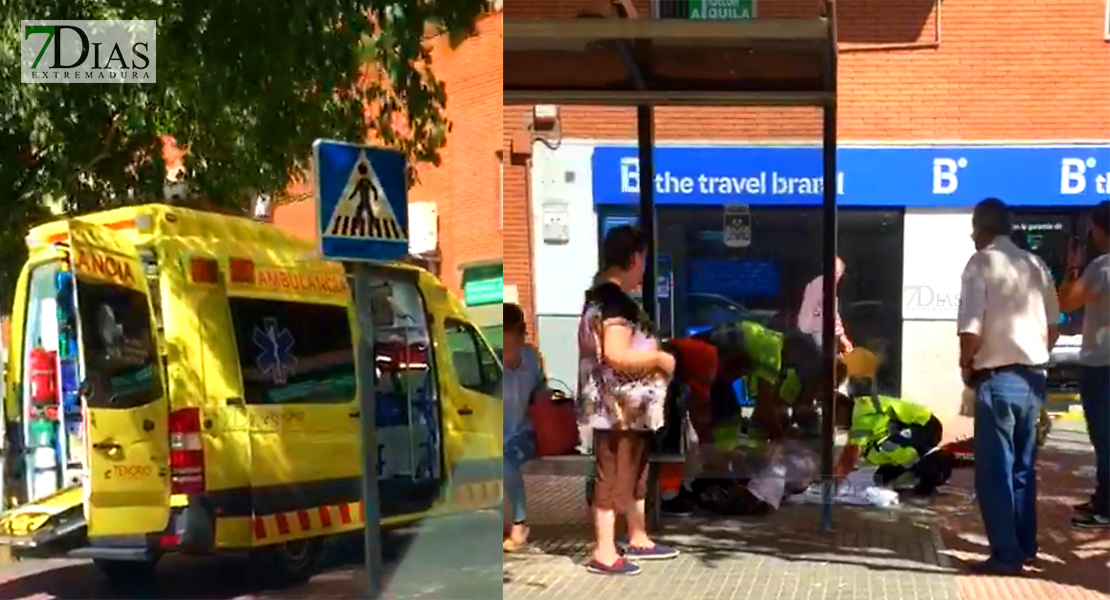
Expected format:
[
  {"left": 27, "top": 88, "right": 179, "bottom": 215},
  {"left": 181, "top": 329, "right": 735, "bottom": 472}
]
[{"left": 528, "top": 389, "right": 580, "bottom": 456}]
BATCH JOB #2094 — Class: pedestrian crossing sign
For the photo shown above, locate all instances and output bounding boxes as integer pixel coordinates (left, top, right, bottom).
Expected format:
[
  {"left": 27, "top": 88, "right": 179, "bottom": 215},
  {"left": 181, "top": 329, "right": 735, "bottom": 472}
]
[{"left": 313, "top": 140, "right": 409, "bottom": 262}]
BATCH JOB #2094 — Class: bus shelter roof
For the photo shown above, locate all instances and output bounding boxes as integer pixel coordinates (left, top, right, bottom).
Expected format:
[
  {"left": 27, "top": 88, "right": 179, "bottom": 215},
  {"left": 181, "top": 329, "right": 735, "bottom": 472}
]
[{"left": 503, "top": 16, "right": 837, "bottom": 107}]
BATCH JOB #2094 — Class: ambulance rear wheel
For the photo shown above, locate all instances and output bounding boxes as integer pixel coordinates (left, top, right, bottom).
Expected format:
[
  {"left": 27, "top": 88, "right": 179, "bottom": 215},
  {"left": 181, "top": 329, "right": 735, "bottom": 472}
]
[
  {"left": 94, "top": 558, "right": 157, "bottom": 587},
  {"left": 258, "top": 538, "right": 323, "bottom": 585}
]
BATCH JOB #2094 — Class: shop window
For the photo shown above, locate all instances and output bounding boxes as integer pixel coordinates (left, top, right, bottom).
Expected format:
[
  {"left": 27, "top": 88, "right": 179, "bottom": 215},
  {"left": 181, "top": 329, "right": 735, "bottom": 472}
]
[
  {"left": 1009, "top": 210, "right": 1083, "bottom": 335},
  {"left": 444, "top": 318, "right": 502, "bottom": 396},
  {"left": 228, "top": 298, "right": 355, "bottom": 405},
  {"left": 76, "top": 279, "right": 163, "bottom": 409},
  {"left": 649, "top": 206, "right": 904, "bottom": 392}
]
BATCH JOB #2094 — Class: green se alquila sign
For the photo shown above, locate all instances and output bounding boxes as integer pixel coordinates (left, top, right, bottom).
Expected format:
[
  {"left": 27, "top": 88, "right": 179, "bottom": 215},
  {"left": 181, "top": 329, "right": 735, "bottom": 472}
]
[{"left": 688, "top": 0, "right": 756, "bottom": 20}]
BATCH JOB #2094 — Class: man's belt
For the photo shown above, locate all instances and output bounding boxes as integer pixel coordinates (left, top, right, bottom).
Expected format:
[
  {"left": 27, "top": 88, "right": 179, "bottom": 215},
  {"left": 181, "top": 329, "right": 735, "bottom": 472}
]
[{"left": 971, "top": 363, "right": 1049, "bottom": 384}]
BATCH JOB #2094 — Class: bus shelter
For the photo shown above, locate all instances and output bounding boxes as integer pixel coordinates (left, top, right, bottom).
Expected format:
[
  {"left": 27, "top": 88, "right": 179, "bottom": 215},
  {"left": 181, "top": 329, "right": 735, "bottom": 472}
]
[{"left": 504, "top": 0, "right": 843, "bottom": 529}]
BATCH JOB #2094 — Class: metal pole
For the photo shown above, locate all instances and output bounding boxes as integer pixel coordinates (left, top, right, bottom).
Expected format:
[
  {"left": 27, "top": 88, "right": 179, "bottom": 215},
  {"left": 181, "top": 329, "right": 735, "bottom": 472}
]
[
  {"left": 353, "top": 264, "right": 384, "bottom": 599},
  {"left": 637, "top": 105, "right": 657, "bottom": 320},
  {"left": 819, "top": 103, "right": 839, "bottom": 534},
  {"left": 637, "top": 105, "right": 664, "bottom": 530}
]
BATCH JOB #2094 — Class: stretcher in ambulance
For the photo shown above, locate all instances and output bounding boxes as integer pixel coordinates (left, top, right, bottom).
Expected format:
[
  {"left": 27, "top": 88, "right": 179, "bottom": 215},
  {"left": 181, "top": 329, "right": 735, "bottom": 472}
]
[{"left": 0, "top": 205, "right": 502, "bottom": 585}]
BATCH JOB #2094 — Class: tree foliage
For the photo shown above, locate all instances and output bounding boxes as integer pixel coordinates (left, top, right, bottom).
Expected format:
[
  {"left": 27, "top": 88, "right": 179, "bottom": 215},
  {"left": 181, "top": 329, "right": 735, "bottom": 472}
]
[{"left": 0, "top": 0, "right": 489, "bottom": 307}]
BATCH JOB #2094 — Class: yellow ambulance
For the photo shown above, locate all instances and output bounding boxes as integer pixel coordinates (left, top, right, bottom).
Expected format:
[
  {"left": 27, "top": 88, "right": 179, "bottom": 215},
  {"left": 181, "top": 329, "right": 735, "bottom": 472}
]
[{"left": 0, "top": 204, "right": 502, "bottom": 584}]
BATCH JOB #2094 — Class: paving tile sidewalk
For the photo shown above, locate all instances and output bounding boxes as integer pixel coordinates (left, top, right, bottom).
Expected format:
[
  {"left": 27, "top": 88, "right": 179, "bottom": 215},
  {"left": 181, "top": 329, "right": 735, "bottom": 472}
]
[
  {"left": 504, "top": 475, "right": 958, "bottom": 600},
  {"left": 505, "top": 420, "right": 1109, "bottom": 600},
  {"left": 931, "top": 419, "right": 1110, "bottom": 600}
]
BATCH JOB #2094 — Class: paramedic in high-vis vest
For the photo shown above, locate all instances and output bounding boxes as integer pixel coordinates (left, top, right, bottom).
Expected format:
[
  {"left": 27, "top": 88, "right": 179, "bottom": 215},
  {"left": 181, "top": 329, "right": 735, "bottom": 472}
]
[
  {"left": 832, "top": 391, "right": 951, "bottom": 496},
  {"left": 698, "top": 320, "right": 823, "bottom": 442}
]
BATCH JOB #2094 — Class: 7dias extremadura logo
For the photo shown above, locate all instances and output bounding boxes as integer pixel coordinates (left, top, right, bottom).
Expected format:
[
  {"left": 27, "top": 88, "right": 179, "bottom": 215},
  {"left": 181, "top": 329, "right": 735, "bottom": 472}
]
[{"left": 21, "top": 20, "right": 156, "bottom": 83}]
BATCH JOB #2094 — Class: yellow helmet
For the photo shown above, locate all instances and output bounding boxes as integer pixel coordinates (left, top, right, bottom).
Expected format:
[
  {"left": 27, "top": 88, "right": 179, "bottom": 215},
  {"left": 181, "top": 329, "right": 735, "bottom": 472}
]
[{"left": 840, "top": 347, "right": 880, "bottom": 380}]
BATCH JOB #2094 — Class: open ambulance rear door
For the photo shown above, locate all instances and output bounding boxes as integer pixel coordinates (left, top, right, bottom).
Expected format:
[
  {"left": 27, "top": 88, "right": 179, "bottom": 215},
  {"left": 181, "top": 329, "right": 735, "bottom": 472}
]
[{"left": 67, "top": 220, "right": 172, "bottom": 538}]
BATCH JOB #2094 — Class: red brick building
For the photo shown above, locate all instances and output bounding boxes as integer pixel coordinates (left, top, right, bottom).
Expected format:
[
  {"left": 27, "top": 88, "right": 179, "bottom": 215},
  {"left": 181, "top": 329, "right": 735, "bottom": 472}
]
[
  {"left": 503, "top": 0, "right": 1110, "bottom": 412},
  {"left": 275, "top": 10, "right": 505, "bottom": 342}
]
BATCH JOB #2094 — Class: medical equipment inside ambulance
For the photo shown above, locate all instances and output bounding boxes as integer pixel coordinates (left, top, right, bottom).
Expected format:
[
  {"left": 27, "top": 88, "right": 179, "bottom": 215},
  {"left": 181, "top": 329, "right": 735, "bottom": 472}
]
[
  {"left": 369, "top": 280, "right": 441, "bottom": 484},
  {"left": 19, "top": 260, "right": 86, "bottom": 502}
]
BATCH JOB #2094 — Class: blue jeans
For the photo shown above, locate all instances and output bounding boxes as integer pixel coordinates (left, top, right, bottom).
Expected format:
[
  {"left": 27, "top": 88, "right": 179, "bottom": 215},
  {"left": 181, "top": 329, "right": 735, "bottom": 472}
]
[
  {"left": 974, "top": 366, "right": 1046, "bottom": 567},
  {"left": 1081, "top": 366, "right": 1110, "bottom": 516},
  {"left": 504, "top": 431, "right": 536, "bottom": 524}
]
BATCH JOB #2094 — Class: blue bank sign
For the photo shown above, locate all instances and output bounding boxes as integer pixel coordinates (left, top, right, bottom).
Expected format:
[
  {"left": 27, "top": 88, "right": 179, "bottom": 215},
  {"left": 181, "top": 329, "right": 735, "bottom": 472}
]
[{"left": 592, "top": 144, "right": 1110, "bottom": 207}]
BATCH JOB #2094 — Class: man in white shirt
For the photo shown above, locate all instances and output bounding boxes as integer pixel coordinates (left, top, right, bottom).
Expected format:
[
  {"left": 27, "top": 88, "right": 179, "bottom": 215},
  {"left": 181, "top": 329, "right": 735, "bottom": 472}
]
[{"left": 957, "top": 198, "right": 1060, "bottom": 575}]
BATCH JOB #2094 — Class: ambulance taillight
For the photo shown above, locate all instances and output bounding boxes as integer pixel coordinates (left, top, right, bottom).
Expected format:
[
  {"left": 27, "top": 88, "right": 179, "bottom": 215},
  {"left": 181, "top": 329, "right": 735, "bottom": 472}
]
[{"left": 168, "top": 408, "right": 205, "bottom": 494}]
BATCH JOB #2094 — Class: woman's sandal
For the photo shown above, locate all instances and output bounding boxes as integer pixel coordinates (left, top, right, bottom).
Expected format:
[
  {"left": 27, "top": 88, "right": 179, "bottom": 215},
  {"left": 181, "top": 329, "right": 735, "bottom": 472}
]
[{"left": 503, "top": 525, "right": 530, "bottom": 552}]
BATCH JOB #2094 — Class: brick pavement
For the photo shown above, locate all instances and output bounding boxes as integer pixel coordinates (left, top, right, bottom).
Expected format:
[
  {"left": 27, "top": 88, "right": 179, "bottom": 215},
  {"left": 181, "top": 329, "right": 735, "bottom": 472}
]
[
  {"left": 505, "top": 419, "right": 1109, "bottom": 600},
  {"left": 932, "top": 420, "right": 1110, "bottom": 600}
]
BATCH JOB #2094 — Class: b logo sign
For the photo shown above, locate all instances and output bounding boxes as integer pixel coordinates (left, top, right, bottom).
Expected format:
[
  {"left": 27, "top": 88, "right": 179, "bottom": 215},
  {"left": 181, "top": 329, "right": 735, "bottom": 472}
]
[{"left": 21, "top": 20, "right": 156, "bottom": 83}]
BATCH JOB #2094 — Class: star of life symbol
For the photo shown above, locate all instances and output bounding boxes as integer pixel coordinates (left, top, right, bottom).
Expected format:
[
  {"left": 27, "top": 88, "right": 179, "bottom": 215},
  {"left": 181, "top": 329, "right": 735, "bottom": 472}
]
[
  {"left": 253, "top": 317, "right": 297, "bottom": 385},
  {"left": 324, "top": 151, "right": 406, "bottom": 241}
]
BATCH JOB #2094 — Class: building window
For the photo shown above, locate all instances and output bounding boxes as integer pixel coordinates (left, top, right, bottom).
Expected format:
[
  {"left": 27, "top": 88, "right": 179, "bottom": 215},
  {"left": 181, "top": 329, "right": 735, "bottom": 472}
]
[
  {"left": 228, "top": 298, "right": 355, "bottom": 404},
  {"left": 657, "top": 0, "right": 690, "bottom": 18}
]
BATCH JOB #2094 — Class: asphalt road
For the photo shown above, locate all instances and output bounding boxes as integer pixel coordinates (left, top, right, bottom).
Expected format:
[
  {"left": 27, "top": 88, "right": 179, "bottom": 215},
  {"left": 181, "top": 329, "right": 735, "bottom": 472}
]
[{"left": 0, "top": 509, "right": 504, "bottom": 600}]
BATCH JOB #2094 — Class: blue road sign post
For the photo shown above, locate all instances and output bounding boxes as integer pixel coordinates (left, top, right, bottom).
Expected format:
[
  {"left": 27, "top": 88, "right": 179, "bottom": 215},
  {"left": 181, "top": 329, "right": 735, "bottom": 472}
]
[{"left": 313, "top": 140, "right": 409, "bottom": 600}]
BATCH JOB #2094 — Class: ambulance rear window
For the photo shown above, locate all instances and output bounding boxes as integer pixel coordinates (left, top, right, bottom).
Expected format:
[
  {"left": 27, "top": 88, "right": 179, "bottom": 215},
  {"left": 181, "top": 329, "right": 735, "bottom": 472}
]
[{"left": 76, "top": 280, "right": 162, "bottom": 408}]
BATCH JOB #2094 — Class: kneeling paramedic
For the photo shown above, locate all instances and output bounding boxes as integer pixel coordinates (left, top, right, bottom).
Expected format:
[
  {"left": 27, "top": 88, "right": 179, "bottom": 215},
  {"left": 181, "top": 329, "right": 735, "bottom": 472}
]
[{"left": 832, "top": 386, "right": 951, "bottom": 496}]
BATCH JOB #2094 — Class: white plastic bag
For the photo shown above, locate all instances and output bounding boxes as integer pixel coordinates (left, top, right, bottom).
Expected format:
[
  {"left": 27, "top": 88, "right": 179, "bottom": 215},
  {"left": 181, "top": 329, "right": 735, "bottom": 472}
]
[
  {"left": 786, "top": 465, "right": 900, "bottom": 508},
  {"left": 747, "top": 441, "right": 820, "bottom": 509}
]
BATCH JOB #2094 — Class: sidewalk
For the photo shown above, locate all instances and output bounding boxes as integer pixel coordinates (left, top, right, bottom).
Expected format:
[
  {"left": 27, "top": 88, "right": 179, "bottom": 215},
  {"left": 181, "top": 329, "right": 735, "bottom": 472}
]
[
  {"left": 504, "top": 419, "right": 1109, "bottom": 600},
  {"left": 932, "top": 419, "right": 1110, "bottom": 600},
  {"left": 505, "top": 476, "right": 957, "bottom": 600}
]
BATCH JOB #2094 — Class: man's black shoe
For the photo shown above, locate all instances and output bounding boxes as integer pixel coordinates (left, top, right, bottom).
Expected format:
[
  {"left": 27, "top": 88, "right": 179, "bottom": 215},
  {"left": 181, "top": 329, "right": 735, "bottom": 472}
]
[
  {"left": 1072, "top": 512, "right": 1110, "bottom": 529},
  {"left": 967, "top": 559, "right": 1023, "bottom": 576}
]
